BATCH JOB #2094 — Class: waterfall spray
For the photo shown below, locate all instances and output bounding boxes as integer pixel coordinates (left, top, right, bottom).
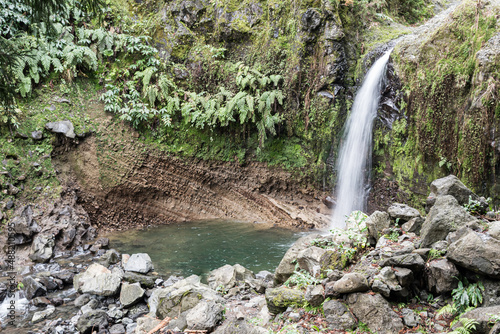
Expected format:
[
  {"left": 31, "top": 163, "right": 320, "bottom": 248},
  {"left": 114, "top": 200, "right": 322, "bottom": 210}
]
[{"left": 331, "top": 49, "right": 393, "bottom": 229}]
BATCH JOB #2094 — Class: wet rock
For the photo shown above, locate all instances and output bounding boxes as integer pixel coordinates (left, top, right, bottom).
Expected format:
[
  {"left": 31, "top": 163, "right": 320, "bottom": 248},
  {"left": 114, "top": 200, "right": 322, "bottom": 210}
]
[
  {"left": 32, "top": 305, "right": 55, "bottom": 323},
  {"left": 333, "top": 273, "right": 369, "bottom": 294},
  {"left": 0, "top": 283, "right": 7, "bottom": 301},
  {"left": 81, "top": 298, "right": 99, "bottom": 314},
  {"left": 122, "top": 271, "right": 156, "bottom": 289},
  {"left": 347, "top": 293, "right": 404, "bottom": 334},
  {"left": 45, "top": 121, "right": 75, "bottom": 139},
  {"left": 265, "top": 287, "right": 305, "bottom": 314},
  {"left": 32, "top": 296, "right": 51, "bottom": 307},
  {"left": 77, "top": 310, "right": 108, "bottom": 334},
  {"left": 107, "top": 306, "right": 124, "bottom": 320},
  {"left": 52, "top": 270, "right": 75, "bottom": 285},
  {"left": 420, "top": 195, "right": 479, "bottom": 247},
  {"left": 185, "top": 300, "right": 225, "bottom": 331},
  {"left": 98, "top": 249, "right": 121, "bottom": 267},
  {"left": 29, "top": 234, "right": 55, "bottom": 263},
  {"left": 366, "top": 211, "right": 391, "bottom": 242},
  {"left": 74, "top": 294, "right": 91, "bottom": 307},
  {"left": 380, "top": 253, "right": 425, "bottom": 272},
  {"left": 120, "top": 282, "right": 145, "bottom": 308},
  {"left": 323, "top": 299, "right": 357, "bottom": 331},
  {"left": 301, "top": 8, "right": 321, "bottom": 32},
  {"left": 447, "top": 229, "right": 500, "bottom": 279},
  {"left": 23, "top": 276, "right": 47, "bottom": 299},
  {"left": 73, "top": 263, "right": 122, "bottom": 296},
  {"left": 274, "top": 234, "right": 320, "bottom": 284},
  {"left": 401, "top": 308, "right": 419, "bottom": 327},
  {"left": 123, "top": 253, "right": 153, "bottom": 274},
  {"left": 322, "top": 196, "right": 335, "bottom": 208},
  {"left": 402, "top": 217, "right": 424, "bottom": 235},
  {"left": 127, "top": 302, "right": 149, "bottom": 320}
]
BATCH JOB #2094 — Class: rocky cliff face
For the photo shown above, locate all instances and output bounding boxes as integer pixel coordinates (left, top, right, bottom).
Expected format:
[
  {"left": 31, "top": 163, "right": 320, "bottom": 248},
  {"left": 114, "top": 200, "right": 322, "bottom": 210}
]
[{"left": 377, "top": 0, "right": 500, "bottom": 203}]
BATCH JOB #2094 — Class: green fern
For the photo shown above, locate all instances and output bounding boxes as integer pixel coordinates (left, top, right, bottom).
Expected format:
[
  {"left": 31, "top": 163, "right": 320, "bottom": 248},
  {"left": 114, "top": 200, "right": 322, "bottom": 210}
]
[{"left": 449, "top": 317, "right": 479, "bottom": 334}]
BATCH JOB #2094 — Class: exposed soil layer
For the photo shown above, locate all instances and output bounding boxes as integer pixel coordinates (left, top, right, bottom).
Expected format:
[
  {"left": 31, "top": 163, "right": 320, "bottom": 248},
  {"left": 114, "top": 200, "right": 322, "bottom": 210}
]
[{"left": 51, "top": 106, "right": 332, "bottom": 232}]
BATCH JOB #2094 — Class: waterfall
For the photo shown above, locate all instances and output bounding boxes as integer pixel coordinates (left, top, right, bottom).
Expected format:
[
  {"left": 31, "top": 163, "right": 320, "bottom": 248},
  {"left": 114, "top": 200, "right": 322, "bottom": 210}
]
[{"left": 331, "top": 49, "right": 393, "bottom": 229}]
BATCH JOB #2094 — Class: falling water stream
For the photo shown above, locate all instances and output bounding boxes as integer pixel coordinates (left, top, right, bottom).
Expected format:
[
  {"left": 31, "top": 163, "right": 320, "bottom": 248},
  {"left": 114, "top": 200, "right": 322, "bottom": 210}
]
[{"left": 331, "top": 49, "right": 393, "bottom": 228}]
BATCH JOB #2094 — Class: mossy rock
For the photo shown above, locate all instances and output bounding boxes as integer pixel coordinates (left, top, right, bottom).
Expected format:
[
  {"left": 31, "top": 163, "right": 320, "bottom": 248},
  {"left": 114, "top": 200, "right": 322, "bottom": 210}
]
[{"left": 265, "top": 287, "right": 305, "bottom": 314}]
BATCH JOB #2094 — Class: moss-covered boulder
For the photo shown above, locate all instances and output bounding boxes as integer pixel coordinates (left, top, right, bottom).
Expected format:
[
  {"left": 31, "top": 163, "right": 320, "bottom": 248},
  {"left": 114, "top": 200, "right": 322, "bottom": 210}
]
[{"left": 265, "top": 287, "right": 305, "bottom": 314}]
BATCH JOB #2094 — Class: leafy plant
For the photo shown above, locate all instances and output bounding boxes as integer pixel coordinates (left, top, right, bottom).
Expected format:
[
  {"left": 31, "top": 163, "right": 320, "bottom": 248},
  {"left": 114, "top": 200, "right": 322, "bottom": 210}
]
[
  {"left": 452, "top": 278, "right": 484, "bottom": 314},
  {"left": 463, "top": 195, "right": 490, "bottom": 215},
  {"left": 385, "top": 230, "right": 399, "bottom": 242},
  {"left": 427, "top": 248, "right": 446, "bottom": 261},
  {"left": 448, "top": 317, "right": 479, "bottom": 334},
  {"left": 284, "top": 264, "right": 321, "bottom": 289}
]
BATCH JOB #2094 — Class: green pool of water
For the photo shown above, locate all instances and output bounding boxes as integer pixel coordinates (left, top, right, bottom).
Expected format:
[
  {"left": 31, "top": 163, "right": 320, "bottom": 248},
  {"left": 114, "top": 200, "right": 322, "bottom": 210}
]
[{"left": 105, "top": 220, "right": 306, "bottom": 278}]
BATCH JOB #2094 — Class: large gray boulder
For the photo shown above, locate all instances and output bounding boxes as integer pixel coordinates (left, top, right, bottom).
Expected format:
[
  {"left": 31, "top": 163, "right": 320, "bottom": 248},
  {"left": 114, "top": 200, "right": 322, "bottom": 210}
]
[
  {"left": 274, "top": 234, "right": 320, "bottom": 284},
  {"left": 119, "top": 282, "right": 145, "bottom": 308},
  {"left": 366, "top": 211, "right": 391, "bottom": 242},
  {"left": 447, "top": 229, "right": 500, "bottom": 279},
  {"left": 212, "top": 320, "right": 268, "bottom": 334},
  {"left": 426, "top": 259, "right": 459, "bottom": 294},
  {"left": 347, "top": 293, "right": 404, "bottom": 334},
  {"left": 45, "top": 120, "right": 75, "bottom": 138},
  {"left": 420, "top": 195, "right": 478, "bottom": 247},
  {"left": 488, "top": 221, "right": 500, "bottom": 240},
  {"left": 123, "top": 253, "right": 153, "bottom": 274},
  {"left": 387, "top": 203, "right": 421, "bottom": 222},
  {"left": 185, "top": 300, "right": 225, "bottom": 331},
  {"left": 323, "top": 299, "right": 357, "bottom": 331},
  {"left": 22, "top": 276, "right": 47, "bottom": 299},
  {"left": 427, "top": 175, "right": 485, "bottom": 208},
  {"left": 29, "top": 234, "right": 55, "bottom": 263},
  {"left": 73, "top": 263, "right": 122, "bottom": 296},
  {"left": 372, "top": 267, "right": 406, "bottom": 298}
]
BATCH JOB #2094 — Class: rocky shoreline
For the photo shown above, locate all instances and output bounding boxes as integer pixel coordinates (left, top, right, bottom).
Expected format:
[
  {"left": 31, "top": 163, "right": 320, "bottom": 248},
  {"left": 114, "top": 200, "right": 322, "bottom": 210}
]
[{"left": 1, "top": 174, "right": 500, "bottom": 334}]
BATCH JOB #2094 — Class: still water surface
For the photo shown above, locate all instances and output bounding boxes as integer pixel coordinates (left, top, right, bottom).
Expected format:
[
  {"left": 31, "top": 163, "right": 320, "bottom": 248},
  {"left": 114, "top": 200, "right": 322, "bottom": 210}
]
[{"left": 106, "top": 220, "right": 305, "bottom": 278}]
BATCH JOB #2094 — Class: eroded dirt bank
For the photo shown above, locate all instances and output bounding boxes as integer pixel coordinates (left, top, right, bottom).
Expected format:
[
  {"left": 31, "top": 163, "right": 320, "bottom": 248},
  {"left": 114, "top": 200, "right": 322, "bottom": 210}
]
[{"left": 51, "top": 107, "right": 332, "bottom": 232}]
